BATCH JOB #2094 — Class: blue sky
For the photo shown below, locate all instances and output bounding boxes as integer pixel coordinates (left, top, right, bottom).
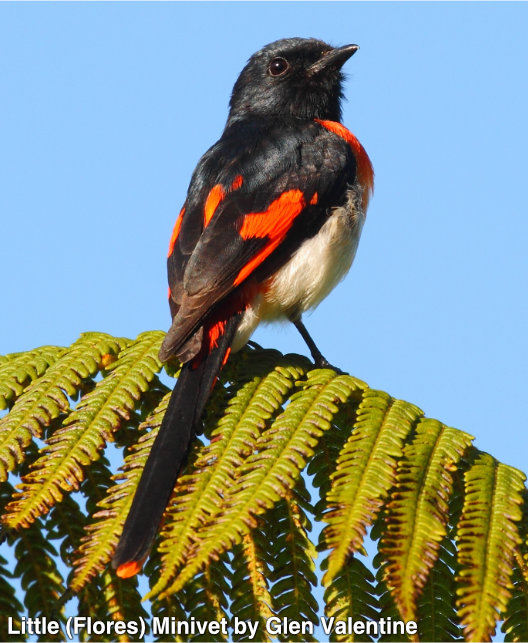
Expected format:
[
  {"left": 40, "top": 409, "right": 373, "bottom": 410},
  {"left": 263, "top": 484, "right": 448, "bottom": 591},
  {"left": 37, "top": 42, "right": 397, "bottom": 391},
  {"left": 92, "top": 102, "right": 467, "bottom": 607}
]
[{"left": 1, "top": 0, "right": 526, "bottom": 500}]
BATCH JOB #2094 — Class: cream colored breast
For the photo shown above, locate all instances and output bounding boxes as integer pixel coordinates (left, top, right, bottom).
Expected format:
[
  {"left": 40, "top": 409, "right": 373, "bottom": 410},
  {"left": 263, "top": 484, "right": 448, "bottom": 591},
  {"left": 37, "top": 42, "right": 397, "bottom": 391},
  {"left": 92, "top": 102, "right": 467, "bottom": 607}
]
[
  {"left": 261, "top": 186, "right": 365, "bottom": 320},
  {"left": 230, "top": 186, "right": 365, "bottom": 352}
]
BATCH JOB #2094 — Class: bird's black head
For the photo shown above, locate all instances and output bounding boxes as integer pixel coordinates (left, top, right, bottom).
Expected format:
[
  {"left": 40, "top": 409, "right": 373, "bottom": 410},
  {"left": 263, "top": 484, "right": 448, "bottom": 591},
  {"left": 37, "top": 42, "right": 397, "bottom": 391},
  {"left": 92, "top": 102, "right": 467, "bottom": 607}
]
[{"left": 226, "top": 38, "right": 358, "bottom": 126}]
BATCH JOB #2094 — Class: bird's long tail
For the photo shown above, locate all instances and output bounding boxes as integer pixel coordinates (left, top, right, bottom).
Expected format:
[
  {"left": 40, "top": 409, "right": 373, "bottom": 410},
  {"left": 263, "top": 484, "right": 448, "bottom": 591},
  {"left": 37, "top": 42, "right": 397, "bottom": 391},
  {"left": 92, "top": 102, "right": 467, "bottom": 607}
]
[{"left": 112, "top": 313, "right": 242, "bottom": 577}]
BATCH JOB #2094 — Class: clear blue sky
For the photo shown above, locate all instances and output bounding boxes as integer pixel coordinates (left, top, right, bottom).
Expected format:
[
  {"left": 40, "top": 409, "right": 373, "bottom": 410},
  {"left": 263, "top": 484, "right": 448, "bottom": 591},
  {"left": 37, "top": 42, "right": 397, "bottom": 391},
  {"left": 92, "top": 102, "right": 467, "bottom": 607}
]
[{"left": 1, "top": 0, "right": 526, "bottom": 484}]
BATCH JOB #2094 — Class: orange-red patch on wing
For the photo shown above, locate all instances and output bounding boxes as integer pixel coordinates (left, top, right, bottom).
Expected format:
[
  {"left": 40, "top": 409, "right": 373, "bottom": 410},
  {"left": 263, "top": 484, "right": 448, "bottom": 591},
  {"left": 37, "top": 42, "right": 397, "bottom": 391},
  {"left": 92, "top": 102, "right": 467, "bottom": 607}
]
[
  {"left": 231, "top": 175, "right": 243, "bottom": 190},
  {"left": 234, "top": 189, "right": 306, "bottom": 286},
  {"left": 167, "top": 206, "right": 185, "bottom": 258},
  {"left": 310, "top": 192, "right": 318, "bottom": 205},
  {"left": 204, "top": 184, "right": 226, "bottom": 228},
  {"left": 315, "top": 119, "right": 374, "bottom": 210}
]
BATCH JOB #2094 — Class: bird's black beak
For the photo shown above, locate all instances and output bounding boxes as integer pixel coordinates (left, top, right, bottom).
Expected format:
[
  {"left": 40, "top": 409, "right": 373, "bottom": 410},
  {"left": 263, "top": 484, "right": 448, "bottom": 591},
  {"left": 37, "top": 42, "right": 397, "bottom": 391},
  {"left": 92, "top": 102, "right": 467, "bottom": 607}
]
[{"left": 307, "top": 44, "right": 359, "bottom": 76}]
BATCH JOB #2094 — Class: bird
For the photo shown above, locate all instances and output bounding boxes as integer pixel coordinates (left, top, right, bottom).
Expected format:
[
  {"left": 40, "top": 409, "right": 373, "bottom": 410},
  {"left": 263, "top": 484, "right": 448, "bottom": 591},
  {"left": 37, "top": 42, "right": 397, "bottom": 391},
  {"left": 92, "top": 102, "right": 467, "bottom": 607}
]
[{"left": 112, "top": 37, "right": 374, "bottom": 578}]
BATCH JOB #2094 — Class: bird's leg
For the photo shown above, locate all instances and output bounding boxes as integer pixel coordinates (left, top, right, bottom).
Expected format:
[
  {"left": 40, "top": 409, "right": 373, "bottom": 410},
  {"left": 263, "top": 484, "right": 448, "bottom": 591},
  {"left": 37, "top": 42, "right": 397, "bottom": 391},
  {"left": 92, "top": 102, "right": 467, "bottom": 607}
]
[{"left": 291, "top": 317, "right": 342, "bottom": 371}]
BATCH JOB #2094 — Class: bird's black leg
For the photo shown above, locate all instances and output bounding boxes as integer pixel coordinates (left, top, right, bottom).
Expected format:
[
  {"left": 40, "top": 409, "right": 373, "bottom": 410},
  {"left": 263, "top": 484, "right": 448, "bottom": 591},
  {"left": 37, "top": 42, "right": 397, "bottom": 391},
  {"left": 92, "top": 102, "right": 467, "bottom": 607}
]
[{"left": 291, "top": 318, "right": 342, "bottom": 372}]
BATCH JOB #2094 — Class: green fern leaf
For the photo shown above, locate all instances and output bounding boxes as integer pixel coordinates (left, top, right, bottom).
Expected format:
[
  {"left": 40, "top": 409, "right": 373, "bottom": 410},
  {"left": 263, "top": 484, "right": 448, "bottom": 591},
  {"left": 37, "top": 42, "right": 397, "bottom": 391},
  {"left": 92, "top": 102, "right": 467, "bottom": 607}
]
[
  {"left": 0, "top": 553, "right": 26, "bottom": 642},
  {"left": 373, "top": 551, "right": 412, "bottom": 643},
  {"left": 267, "top": 484, "right": 318, "bottom": 642},
  {"left": 100, "top": 570, "right": 149, "bottom": 640},
  {"left": 75, "top": 570, "right": 148, "bottom": 643},
  {"left": 47, "top": 493, "right": 90, "bottom": 572},
  {"left": 323, "top": 555, "right": 379, "bottom": 642},
  {"left": 10, "top": 519, "right": 66, "bottom": 638},
  {"left": 156, "top": 368, "right": 363, "bottom": 598},
  {"left": 0, "top": 332, "right": 125, "bottom": 481},
  {"left": 415, "top": 537, "right": 464, "bottom": 641},
  {"left": 380, "top": 418, "right": 473, "bottom": 622},
  {"left": 150, "top": 594, "right": 189, "bottom": 643},
  {"left": 0, "top": 484, "right": 26, "bottom": 640},
  {"left": 322, "top": 392, "right": 422, "bottom": 585},
  {"left": 2, "top": 336, "right": 528, "bottom": 638},
  {"left": 2, "top": 482, "right": 66, "bottom": 632},
  {"left": 0, "top": 346, "right": 66, "bottom": 411},
  {"left": 501, "top": 551, "right": 528, "bottom": 642},
  {"left": 3, "top": 331, "right": 162, "bottom": 528},
  {"left": 180, "top": 558, "right": 231, "bottom": 642},
  {"left": 456, "top": 452, "right": 525, "bottom": 641},
  {"left": 71, "top": 392, "right": 169, "bottom": 593},
  {"left": 502, "top": 492, "right": 528, "bottom": 641},
  {"left": 148, "top": 350, "right": 309, "bottom": 598},
  {"left": 230, "top": 527, "right": 273, "bottom": 642}
]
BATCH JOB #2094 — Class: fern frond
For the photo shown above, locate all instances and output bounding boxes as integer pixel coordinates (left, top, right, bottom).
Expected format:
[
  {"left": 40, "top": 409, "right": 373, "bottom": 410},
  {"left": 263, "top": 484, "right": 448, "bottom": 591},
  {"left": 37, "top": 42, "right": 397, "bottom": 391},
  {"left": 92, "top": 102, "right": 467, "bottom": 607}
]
[
  {"left": 150, "top": 594, "right": 189, "bottom": 643},
  {"left": 373, "top": 550, "right": 412, "bottom": 643},
  {"left": 100, "top": 570, "right": 149, "bottom": 640},
  {"left": 323, "top": 555, "right": 379, "bottom": 642},
  {"left": 230, "top": 527, "right": 273, "bottom": 642},
  {"left": 322, "top": 392, "right": 422, "bottom": 585},
  {"left": 380, "top": 418, "right": 473, "bottom": 622},
  {"left": 149, "top": 351, "right": 309, "bottom": 598},
  {"left": 267, "top": 483, "right": 318, "bottom": 642},
  {"left": 0, "top": 332, "right": 125, "bottom": 480},
  {"left": 75, "top": 570, "right": 148, "bottom": 643},
  {"left": 180, "top": 557, "right": 231, "bottom": 642},
  {"left": 3, "top": 331, "right": 163, "bottom": 528},
  {"left": 2, "top": 335, "right": 527, "bottom": 637},
  {"left": 456, "top": 452, "right": 525, "bottom": 641},
  {"left": 10, "top": 518, "right": 66, "bottom": 634},
  {"left": 502, "top": 492, "right": 528, "bottom": 641},
  {"left": 155, "top": 368, "right": 363, "bottom": 598},
  {"left": 47, "top": 493, "right": 89, "bottom": 572},
  {"left": 0, "top": 482, "right": 23, "bottom": 640},
  {"left": 416, "top": 537, "right": 463, "bottom": 642},
  {"left": 0, "top": 553, "right": 25, "bottom": 642},
  {"left": 0, "top": 346, "right": 65, "bottom": 411},
  {"left": 502, "top": 550, "right": 528, "bottom": 642},
  {"left": 71, "top": 392, "right": 170, "bottom": 593}
]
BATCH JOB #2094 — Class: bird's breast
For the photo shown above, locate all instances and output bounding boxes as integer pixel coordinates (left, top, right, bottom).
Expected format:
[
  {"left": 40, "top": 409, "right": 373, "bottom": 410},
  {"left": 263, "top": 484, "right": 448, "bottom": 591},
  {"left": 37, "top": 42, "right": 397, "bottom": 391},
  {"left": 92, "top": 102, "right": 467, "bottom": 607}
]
[
  {"left": 260, "top": 186, "right": 365, "bottom": 321},
  {"left": 230, "top": 186, "right": 365, "bottom": 353}
]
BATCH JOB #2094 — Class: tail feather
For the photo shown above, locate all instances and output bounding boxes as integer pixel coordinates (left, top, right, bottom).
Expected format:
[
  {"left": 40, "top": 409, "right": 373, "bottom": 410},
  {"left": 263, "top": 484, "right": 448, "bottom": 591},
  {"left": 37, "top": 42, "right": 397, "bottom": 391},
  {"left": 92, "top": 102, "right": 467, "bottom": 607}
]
[{"left": 112, "top": 313, "right": 242, "bottom": 576}]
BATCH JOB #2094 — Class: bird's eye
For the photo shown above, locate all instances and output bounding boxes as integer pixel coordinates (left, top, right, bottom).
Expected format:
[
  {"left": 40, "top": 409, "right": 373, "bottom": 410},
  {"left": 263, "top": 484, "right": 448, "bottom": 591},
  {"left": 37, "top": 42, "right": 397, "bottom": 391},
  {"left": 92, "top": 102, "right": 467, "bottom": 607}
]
[{"left": 268, "top": 57, "right": 290, "bottom": 77}]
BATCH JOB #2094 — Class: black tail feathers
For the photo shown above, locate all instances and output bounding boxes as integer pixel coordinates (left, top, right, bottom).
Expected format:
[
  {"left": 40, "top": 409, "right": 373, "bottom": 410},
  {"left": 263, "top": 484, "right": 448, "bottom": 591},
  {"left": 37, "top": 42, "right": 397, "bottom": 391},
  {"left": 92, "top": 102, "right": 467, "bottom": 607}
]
[{"left": 112, "top": 313, "right": 242, "bottom": 575}]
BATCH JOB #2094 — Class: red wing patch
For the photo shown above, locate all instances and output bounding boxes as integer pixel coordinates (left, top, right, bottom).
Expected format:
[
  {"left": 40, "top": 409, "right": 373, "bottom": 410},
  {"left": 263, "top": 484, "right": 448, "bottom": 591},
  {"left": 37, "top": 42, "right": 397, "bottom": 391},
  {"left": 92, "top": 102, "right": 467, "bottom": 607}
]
[
  {"left": 315, "top": 119, "right": 374, "bottom": 210},
  {"left": 167, "top": 206, "right": 186, "bottom": 258},
  {"left": 231, "top": 174, "right": 243, "bottom": 190},
  {"left": 203, "top": 176, "right": 244, "bottom": 229},
  {"left": 204, "top": 184, "right": 226, "bottom": 229},
  {"left": 234, "top": 189, "right": 306, "bottom": 286}
]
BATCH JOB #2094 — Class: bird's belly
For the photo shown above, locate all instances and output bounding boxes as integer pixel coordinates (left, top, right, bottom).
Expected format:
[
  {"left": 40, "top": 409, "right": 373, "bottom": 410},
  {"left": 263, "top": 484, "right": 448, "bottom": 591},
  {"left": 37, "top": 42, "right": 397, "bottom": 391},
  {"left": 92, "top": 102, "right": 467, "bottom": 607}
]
[
  {"left": 231, "top": 188, "right": 365, "bottom": 351},
  {"left": 261, "top": 204, "right": 363, "bottom": 320}
]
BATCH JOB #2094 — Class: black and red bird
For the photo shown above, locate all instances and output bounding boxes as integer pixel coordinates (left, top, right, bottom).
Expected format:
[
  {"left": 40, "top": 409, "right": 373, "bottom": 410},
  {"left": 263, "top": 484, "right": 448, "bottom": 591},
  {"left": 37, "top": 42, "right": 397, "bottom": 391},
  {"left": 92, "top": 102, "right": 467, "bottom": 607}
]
[{"left": 112, "top": 37, "right": 373, "bottom": 577}]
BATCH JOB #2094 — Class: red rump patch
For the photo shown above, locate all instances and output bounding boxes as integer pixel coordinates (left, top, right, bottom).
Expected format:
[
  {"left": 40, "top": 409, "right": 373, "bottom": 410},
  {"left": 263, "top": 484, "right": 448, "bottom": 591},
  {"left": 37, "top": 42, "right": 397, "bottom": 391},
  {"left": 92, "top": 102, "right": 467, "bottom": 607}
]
[
  {"left": 167, "top": 207, "right": 186, "bottom": 258},
  {"left": 315, "top": 119, "right": 374, "bottom": 210},
  {"left": 234, "top": 189, "right": 306, "bottom": 286},
  {"left": 207, "top": 319, "right": 227, "bottom": 352}
]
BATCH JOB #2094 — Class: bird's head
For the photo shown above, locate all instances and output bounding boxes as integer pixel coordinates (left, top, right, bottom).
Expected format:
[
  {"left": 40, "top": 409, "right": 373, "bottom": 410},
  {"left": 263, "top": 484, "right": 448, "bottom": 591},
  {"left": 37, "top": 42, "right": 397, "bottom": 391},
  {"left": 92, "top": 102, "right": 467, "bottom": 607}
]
[{"left": 227, "top": 37, "right": 358, "bottom": 125}]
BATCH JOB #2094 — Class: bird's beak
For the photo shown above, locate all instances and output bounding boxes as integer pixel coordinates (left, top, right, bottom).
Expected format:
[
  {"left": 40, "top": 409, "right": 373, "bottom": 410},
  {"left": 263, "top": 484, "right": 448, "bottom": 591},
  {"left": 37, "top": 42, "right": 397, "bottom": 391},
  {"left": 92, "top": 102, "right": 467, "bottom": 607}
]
[{"left": 307, "top": 44, "right": 359, "bottom": 76}]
